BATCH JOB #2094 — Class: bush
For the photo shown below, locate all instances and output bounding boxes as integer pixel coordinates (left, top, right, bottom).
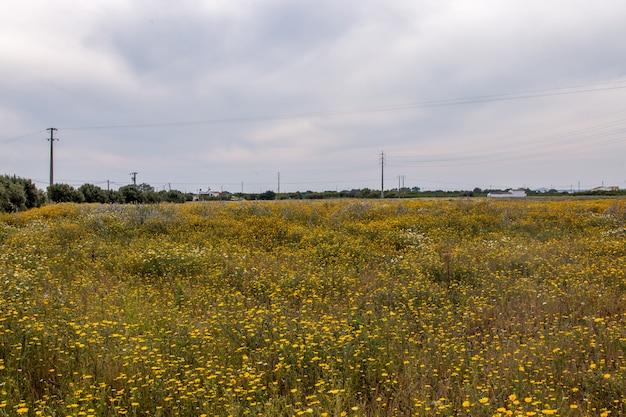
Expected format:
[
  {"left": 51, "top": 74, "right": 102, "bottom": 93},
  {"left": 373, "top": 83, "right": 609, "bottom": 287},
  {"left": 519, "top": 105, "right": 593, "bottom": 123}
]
[
  {"left": 161, "top": 190, "right": 187, "bottom": 203},
  {"left": 118, "top": 185, "right": 146, "bottom": 204},
  {"left": 47, "top": 183, "right": 85, "bottom": 203},
  {"left": 0, "top": 175, "right": 45, "bottom": 212},
  {"left": 78, "top": 183, "right": 107, "bottom": 203}
]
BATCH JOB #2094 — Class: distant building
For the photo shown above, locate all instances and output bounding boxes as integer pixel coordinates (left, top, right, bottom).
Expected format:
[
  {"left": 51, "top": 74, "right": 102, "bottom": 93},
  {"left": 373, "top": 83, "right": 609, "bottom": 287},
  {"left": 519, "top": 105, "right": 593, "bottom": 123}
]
[
  {"left": 192, "top": 190, "right": 225, "bottom": 201},
  {"left": 591, "top": 185, "right": 619, "bottom": 192},
  {"left": 487, "top": 189, "right": 527, "bottom": 198}
]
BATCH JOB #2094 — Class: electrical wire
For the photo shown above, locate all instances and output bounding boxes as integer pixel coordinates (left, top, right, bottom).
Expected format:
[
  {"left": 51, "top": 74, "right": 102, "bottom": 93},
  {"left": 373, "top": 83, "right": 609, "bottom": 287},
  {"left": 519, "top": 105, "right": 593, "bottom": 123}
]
[
  {"left": 0, "top": 129, "right": 46, "bottom": 144},
  {"left": 4, "top": 78, "right": 625, "bottom": 191},
  {"left": 387, "top": 110, "right": 626, "bottom": 168},
  {"left": 55, "top": 79, "right": 626, "bottom": 131},
  {"left": 3, "top": 78, "right": 625, "bottom": 141}
]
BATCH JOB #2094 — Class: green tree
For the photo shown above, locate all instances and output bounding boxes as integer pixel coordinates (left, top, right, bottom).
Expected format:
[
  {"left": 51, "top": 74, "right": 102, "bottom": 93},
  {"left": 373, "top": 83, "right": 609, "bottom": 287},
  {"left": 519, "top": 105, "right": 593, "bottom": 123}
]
[
  {"left": 137, "top": 183, "right": 155, "bottom": 193},
  {"left": 15, "top": 177, "right": 45, "bottom": 208},
  {"left": 161, "top": 190, "right": 187, "bottom": 203},
  {"left": 47, "top": 183, "right": 84, "bottom": 203},
  {"left": 0, "top": 176, "right": 27, "bottom": 212},
  {"left": 118, "top": 185, "right": 145, "bottom": 204},
  {"left": 131, "top": 183, "right": 162, "bottom": 203},
  {"left": 106, "top": 190, "right": 124, "bottom": 203},
  {"left": 357, "top": 188, "right": 379, "bottom": 198},
  {"left": 144, "top": 191, "right": 162, "bottom": 204},
  {"left": 0, "top": 176, "right": 45, "bottom": 211},
  {"left": 78, "top": 183, "right": 107, "bottom": 203},
  {"left": 259, "top": 190, "right": 276, "bottom": 200}
]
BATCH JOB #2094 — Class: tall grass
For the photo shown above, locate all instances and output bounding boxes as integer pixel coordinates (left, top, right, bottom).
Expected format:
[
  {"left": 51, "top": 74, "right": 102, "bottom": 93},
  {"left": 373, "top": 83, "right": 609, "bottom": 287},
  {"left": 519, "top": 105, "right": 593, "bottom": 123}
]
[{"left": 1, "top": 199, "right": 625, "bottom": 416}]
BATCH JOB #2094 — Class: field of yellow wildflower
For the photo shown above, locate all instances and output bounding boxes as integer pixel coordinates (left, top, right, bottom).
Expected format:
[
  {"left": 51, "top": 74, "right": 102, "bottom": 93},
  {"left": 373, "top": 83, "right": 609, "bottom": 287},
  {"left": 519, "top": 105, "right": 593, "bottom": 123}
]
[{"left": 1, "top": 198, "right": 625, "bottom": 416}]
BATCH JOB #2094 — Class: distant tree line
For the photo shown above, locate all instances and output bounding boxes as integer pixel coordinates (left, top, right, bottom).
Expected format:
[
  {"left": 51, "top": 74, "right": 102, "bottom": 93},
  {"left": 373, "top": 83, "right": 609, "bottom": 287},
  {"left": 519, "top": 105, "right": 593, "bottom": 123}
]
[
  {"left": 2, "top": 175, "right": 626, "bottom": 213},
  {"left": 46, "top": 183, "right": 188, "bottom": 205},
  {"left": 0, "top": 176, "right": 193, "bottom": 213}
]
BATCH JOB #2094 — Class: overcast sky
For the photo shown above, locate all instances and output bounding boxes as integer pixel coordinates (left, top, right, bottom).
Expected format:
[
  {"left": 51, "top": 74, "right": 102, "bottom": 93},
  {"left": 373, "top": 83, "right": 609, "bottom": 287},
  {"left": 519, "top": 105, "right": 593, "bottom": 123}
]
[{"left": 2, "top": 0, "right": 626, "bottom": 193}]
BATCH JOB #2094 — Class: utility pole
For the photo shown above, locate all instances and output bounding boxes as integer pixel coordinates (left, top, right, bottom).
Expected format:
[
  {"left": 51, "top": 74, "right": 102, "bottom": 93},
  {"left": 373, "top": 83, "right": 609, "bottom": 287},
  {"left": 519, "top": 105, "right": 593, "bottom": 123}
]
[
  {"left": 130, "top": 172, "right": 138, "bottom": 186},
  {"left": 277, "top": 171, "right": 280, "bottom": 199},
  {"left": 398, "top": 175, "right": 406, "bottom": 196},
  {"left": 398, "top": 175, "right": 405, "bottom": 190},
  {"left": 47, "top": 128, "right": 58, "bottom": 187},
  {"left": 380, "top": 151, "right": 385, "bottom": 199}
]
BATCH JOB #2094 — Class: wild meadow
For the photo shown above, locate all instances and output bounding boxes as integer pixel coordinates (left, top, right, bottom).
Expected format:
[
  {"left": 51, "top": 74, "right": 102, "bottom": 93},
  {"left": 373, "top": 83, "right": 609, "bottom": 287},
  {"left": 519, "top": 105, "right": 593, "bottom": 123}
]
[{"left": 1, "top": 198, "right": 625, "bottom": 417}]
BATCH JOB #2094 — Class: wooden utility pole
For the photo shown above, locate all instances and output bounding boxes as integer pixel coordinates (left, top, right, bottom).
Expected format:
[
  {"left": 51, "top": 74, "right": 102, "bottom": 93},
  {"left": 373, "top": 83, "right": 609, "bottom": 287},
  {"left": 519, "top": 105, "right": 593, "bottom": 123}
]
[{"left": 47, "top": 128, "right": 58, "bottom": 187}]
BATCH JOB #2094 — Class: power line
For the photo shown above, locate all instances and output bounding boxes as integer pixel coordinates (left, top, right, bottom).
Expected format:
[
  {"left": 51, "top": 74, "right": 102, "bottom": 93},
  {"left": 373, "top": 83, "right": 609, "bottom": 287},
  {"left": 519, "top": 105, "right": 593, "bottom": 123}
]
[
  {"left": 2, "top": 78, "right": 625, "bottom": 142},
  {"left": 0, "top": 129, "right": 46, "bottom": 144},
  {"left": 386, "top": 110, "right": 626, "bottom": 168},
  {"left": 54, "top": 79, "right": 626, "bottom": 131}
]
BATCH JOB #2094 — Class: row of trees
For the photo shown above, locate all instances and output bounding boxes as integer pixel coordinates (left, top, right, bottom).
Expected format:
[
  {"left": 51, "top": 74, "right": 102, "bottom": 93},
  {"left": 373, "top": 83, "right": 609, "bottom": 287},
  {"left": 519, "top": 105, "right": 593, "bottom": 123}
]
[
  {"left": 3, "top": 175, "right": 626, "bottom": 213},
  {"left": 42, "top": 184, "right": 626, "bottom": 205},
  {"left": 0, "top": 176, "right": 190, "bottom": 213},
  {"left": 47, "top": 183, "right": 187, "bottom": 205},
  {"left": 0, "top": 178, "right": 422, "bottom": 213}
]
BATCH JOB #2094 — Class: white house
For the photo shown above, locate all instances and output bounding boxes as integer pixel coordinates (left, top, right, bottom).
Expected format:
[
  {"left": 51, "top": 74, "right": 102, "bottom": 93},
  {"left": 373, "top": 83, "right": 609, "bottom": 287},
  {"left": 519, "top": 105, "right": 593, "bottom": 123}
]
[
  {"left": 591, "top": 185, "right": 619, "bottom": 192},
  {"left": 487, "top": 189, "right": 527, "bottom": 198},
  {"left": 192, "top": 190, "right": 223, "bottom": 201}
]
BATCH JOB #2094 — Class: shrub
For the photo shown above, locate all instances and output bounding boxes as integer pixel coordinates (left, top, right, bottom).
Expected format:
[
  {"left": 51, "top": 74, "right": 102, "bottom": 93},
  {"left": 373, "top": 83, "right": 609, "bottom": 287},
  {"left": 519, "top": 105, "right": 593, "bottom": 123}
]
[
  {"left": 0, "top": 175, "right": 45, "bottom": 212},
  {"left": 47, "top": 183, "right": 85, "bottom": 203}
]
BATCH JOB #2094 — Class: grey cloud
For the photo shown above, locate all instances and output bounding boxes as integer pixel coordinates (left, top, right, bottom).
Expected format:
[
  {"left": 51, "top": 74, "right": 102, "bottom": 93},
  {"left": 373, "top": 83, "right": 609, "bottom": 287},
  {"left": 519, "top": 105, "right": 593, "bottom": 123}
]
[
  {"left": 90, "top": 1, "right": 359, "bottom": 78},
  {"left": 3, "top": 0, "right": 626, "bottom": 191}
]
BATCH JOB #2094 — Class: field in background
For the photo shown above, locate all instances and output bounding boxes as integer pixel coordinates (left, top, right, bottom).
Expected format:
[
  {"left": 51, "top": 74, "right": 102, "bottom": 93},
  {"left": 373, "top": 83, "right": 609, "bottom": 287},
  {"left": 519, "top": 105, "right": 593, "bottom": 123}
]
[{"left": 1, "top": 199, "right": 625, "bottom": 417}]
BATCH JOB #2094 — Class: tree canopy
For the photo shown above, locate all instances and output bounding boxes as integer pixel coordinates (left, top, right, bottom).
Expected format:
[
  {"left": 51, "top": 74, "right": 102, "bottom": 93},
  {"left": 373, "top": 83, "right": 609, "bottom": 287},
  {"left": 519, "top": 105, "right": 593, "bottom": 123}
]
[{"left": 0, "top": 175, "right": 45, "bottom": 212}]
